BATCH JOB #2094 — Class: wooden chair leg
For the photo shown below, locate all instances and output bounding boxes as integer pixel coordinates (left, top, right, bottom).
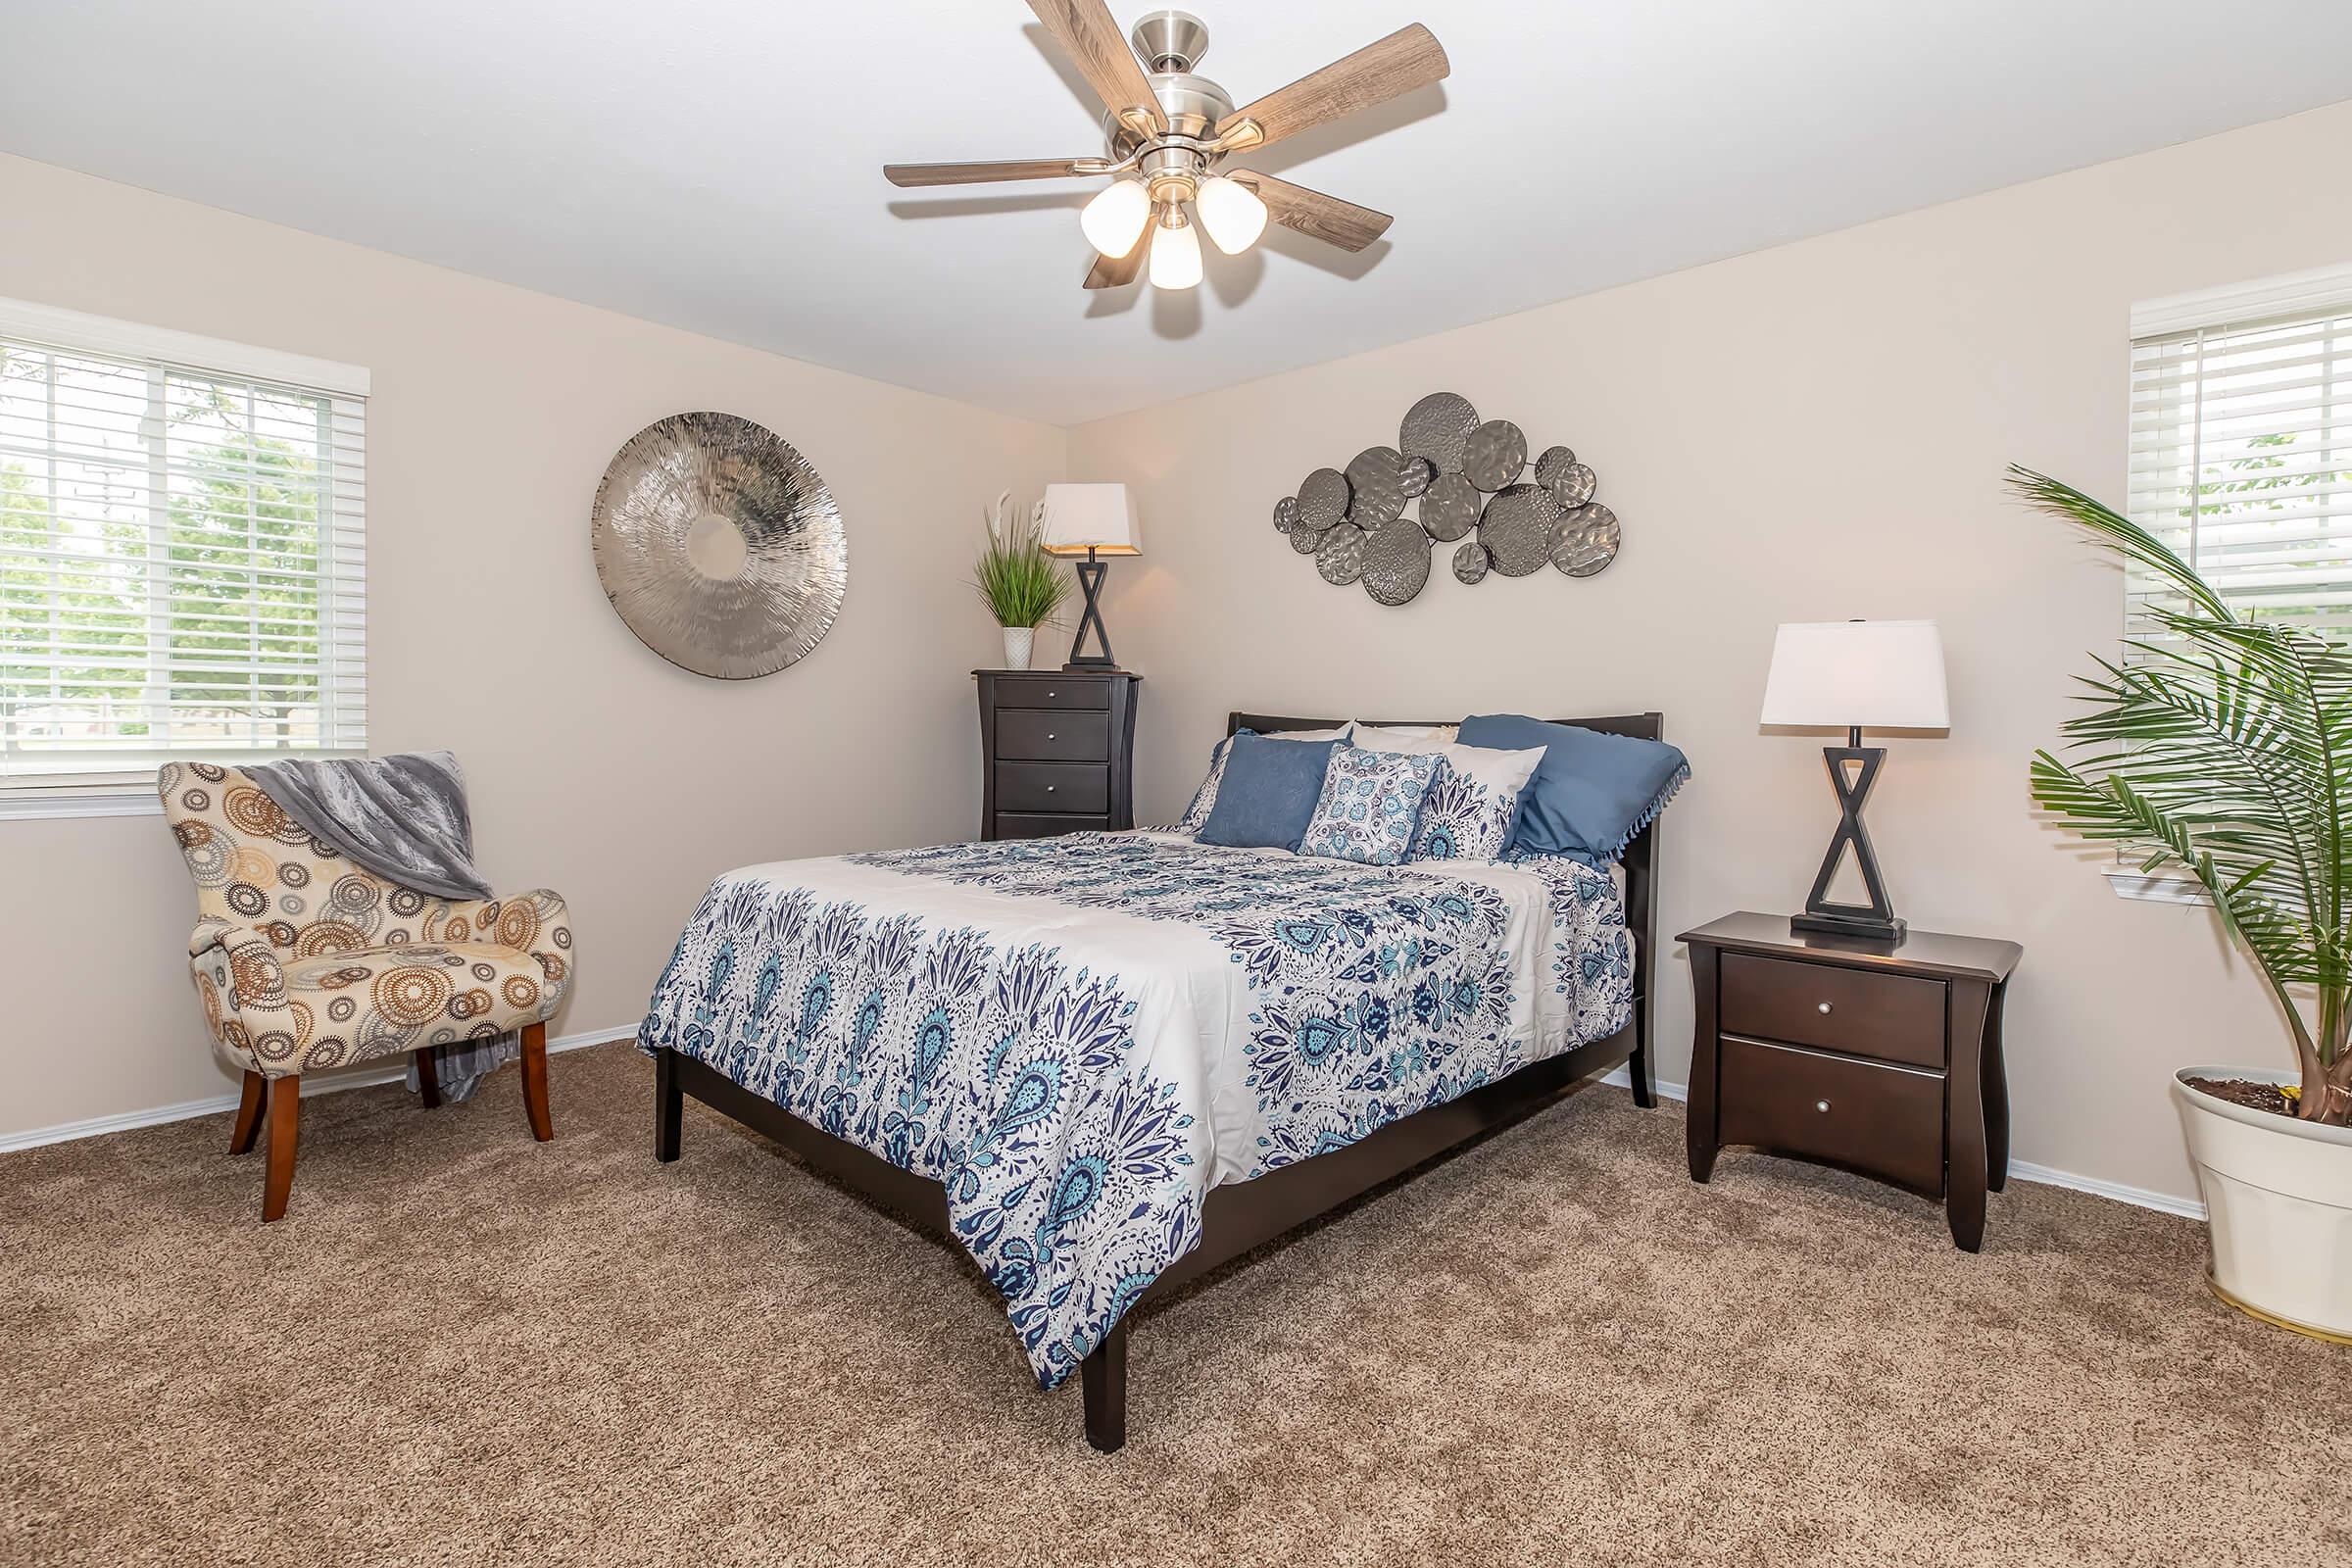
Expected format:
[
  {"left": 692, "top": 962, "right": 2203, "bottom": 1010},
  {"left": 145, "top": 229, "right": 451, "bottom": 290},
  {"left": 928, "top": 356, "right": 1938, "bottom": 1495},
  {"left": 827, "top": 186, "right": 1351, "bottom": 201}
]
[
  {"left": 414, "top": 1046, "right": 442, "bottom": 1108},
  {"left": 228, "top": 1070, "right": 266, "bottom": 1154},
  {"left": 262, "top": 1076, "right": 300, "bottom": 1223},
  {"left": 519, "top": 1021, "right": 553, "bottom": 1143}
]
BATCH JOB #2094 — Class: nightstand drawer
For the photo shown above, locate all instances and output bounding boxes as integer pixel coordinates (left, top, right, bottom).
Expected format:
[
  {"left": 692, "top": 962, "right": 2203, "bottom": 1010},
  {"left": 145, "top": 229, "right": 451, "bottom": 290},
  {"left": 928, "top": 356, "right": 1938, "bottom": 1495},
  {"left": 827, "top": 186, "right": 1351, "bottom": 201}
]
[
  {"left": 995, "top": 812, "right": 1112, "bottom": 839},
  {"left": 1719, "top": 952, "right": 1946, "bottom": 1068},
  {"left": 995, "top": 761, "right": 1109, "bottom": 814},
  {"left": 995, "top": 709, "right": 1111, "bottom": 762},
  {"left": 991, "top": 676, "right": 1111, "bottom": 710},
  {"left": 1717, "top": 1036, "right": 1944, "bottom": 1194}
]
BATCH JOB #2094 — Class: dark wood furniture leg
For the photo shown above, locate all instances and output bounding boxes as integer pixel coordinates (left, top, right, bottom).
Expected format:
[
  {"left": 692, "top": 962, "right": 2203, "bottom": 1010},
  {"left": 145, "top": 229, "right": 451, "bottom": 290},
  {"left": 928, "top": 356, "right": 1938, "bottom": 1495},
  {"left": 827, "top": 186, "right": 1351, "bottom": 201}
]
[
  {"left": 519, "top": 1021, "right": 553, "bottom": 1142},
  {"left": 655, "top": 1047, "right": 682, "bottom": 1163},
  {"left": 1984, "top": 980, "right": 2010, "bottom": 1193},
  {"left": 1944, "top": 978, "right": 1992, "bottom": 1252},
  {"left": 1686, "top": 945, "right": 1722, "bottom": 1182},
  {"left": 415, "top": 1046, "right": 441, "bottom": 1109},
  {"left": 1082, "top": 1320, "right": 1128, "bottom": 1453},
  {"left": 1626, "top": 1025, "right": 1654, "bottom": 1109},
  {"left": 228, "top": 1070, "right": 266, "bottom": 1154},
  {"left": 262, "top": 1075, "right": 300, "bottom": 1223}
]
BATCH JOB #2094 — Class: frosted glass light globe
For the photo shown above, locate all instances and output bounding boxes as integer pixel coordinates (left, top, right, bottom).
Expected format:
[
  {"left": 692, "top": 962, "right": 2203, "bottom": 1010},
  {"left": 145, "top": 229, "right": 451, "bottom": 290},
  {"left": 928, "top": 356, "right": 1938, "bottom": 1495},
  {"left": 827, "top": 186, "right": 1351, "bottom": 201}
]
[
  {"left": 1079, "top": 179, "right": 1152, "bottom": 260},
  {"left": 1148, "top": 216, "right": 1203, "bottom": 290},
  {"left": 1195, "top": 174, "right": 1269, "bottom": 255}
]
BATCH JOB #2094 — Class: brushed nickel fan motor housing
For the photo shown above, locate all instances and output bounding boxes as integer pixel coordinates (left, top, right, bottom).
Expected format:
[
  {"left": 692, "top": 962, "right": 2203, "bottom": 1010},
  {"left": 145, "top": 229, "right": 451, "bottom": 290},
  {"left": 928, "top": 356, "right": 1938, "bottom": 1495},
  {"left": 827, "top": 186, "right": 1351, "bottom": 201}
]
[{"left": 1102, "top": 9, "right": 1232, "bottom": 191}]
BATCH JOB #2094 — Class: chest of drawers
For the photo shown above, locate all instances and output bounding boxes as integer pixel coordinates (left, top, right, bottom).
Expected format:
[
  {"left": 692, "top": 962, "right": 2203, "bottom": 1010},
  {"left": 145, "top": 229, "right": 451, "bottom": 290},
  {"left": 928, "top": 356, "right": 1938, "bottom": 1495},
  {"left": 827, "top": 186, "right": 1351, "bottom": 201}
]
[{"left": 974, "top": 669, "right": 1140, "bottom": 840}]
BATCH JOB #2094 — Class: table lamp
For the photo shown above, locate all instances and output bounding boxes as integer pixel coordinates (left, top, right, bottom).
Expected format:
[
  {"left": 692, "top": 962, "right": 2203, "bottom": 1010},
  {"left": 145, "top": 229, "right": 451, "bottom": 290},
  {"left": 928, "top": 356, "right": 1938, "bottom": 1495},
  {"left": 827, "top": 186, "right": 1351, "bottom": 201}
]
[
  {"left": 1759, "top": 618, "right": 1949, "bottom": 943},
  {"left": 1039, "top": 482, "right": 1142, "bottom": 670}
]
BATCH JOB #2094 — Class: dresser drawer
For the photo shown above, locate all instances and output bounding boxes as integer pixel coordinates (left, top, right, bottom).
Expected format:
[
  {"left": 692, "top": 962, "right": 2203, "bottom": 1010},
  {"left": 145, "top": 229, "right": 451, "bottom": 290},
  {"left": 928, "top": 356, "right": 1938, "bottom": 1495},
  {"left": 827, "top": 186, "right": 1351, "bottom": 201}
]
[
  {"left": 995, "top": 812, "right": 1112, "bottom": 840},
  {"left": 995, "top": 761, "right": 1109, "bottom": 814},
  {"left": 991, "top": 676, "right": 1111, "bottom": 710},
  {"left": 1719, "top": 952, "right": 1946, "bottom": 1068},
  {"left": 1717, "top": 1036, "right": 1945, "bottom": 1194},
  {"left": 995, "top": 709, "right": 1111, "bottom": 762}
]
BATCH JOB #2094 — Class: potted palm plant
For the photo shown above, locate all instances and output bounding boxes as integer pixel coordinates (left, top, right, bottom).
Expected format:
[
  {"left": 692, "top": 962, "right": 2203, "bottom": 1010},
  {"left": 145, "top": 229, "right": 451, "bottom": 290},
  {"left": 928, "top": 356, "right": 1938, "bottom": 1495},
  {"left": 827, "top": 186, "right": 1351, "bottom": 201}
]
[
  {"left": 974, "top": 491, "right": 1069, "bottom": 671},
  {"left": 2016, "top": 466, "right": 2352, "bottom": 1341}
]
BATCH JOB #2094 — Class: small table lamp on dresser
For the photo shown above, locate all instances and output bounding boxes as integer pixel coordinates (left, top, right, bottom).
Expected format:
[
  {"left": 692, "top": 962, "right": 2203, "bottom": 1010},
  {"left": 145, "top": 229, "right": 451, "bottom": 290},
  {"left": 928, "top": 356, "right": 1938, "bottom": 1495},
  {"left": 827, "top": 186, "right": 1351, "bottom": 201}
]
[
  {"left": 1039, "top": 482, "right": 1140, "bottom": 670},
  {"left": 1759, "top": 618, "right": 1948, "bottom": 944}
]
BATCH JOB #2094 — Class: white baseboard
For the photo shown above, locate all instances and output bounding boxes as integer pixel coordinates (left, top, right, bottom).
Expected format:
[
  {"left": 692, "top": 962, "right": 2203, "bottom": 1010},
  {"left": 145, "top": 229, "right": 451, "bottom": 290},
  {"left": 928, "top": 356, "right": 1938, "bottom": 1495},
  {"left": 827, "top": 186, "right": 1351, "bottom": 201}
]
[
  {"left": 0, "top": 1024, "right": 636, "bottom": 1155},
  {"left": 1596, "top": 1064, "right": 2207, "bottom": 1223}
]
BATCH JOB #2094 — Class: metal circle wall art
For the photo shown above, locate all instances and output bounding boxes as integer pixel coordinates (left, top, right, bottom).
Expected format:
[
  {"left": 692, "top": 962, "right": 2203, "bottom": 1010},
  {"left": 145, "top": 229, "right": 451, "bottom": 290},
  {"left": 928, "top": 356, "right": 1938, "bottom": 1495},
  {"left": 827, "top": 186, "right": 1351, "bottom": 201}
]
[
  {"left": 591, "top": 412, "right": 847, "bottom": 679},
  {"left": 1267, "top": 393, "right": 1623, "bottom": 606}
]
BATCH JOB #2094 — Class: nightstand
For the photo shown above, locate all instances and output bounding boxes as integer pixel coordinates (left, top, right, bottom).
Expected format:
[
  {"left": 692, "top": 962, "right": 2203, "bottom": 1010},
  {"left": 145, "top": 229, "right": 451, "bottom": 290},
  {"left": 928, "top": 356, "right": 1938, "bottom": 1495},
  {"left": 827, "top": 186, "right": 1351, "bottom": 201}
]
[
  {"left": 973, "top": 669, "right": 1140, "bottom": 841},
  {"left": 1680, "top": 912, "right": 2023, "bottom": 1251}
]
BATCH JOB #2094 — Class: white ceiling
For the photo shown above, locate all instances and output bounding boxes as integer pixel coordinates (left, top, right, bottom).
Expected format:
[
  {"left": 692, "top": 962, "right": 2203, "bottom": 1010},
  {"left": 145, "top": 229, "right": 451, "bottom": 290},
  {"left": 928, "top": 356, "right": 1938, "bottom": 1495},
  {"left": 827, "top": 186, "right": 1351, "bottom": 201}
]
[{"left": 6, "top": 2, "right": 2350, "bottom": 426}]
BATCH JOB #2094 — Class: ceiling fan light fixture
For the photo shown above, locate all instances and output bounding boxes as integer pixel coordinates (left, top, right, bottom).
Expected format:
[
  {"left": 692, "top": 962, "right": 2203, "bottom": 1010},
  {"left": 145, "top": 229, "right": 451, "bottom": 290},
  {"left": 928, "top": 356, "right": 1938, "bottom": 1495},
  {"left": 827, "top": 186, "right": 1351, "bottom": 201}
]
[
  {"left": 1195, "top": 173, "right": 1268, "bottom": 255},
  {"left": 1148, "top": 209, "right": 1203, "bottom": 290},
  {"left": 1079, "top": 177, "right": 1153, "bottom": 259}
]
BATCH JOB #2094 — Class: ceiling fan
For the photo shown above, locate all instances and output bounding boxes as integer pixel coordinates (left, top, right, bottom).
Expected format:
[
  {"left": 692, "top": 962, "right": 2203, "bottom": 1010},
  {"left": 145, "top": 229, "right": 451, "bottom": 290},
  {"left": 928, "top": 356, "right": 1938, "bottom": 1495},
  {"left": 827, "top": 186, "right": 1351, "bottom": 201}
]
[{"left": 884, "top": 4, "right": 1448, "bottom": 291}]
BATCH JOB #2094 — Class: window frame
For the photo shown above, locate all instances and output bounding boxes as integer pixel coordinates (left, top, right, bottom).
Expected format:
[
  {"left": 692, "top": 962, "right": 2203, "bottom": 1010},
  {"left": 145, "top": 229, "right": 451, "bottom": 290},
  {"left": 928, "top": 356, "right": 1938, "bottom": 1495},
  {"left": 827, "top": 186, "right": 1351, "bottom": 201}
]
[{"left": 0, "top": 298, "right": 368, "bottom": 821}]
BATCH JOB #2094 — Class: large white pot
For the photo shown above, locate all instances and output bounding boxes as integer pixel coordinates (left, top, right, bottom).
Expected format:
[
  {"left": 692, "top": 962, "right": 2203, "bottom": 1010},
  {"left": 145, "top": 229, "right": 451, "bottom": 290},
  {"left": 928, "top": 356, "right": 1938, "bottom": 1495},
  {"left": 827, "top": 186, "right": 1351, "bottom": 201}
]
[
  {"left": 1000, "top": 625, "right": 1035, "bottom": 671},
  {"left": 2173, "top": 1065, "right": 2352, "bottom": 1341}
]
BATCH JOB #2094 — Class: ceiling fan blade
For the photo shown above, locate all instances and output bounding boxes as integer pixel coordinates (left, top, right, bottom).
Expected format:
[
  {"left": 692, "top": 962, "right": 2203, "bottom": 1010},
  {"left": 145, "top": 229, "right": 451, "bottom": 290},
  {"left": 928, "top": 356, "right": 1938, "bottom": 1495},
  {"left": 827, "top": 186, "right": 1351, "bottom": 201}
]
[
  {"left": 1027, "top": 0, "right": 1168, "bottom": 133},
  {"left": 1220, "top": 24, "right": 1448, "bottom": 153},
  {"left": 1225, "top": 171, "right": 1393, "bottom": 253},
  {"left": 885, "top": 158, "right": 1103, "bottom": 187},
  {"left": 1083, "top": 242, "right": 1146, "bottom": 290}
]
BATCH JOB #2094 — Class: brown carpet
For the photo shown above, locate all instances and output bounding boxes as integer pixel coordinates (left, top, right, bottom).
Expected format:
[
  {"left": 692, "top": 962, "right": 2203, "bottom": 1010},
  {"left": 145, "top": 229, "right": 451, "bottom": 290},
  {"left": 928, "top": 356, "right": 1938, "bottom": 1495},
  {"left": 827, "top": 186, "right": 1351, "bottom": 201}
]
[{"left": 3, "top": 1042, "right": 2345, "bottom": 1568}]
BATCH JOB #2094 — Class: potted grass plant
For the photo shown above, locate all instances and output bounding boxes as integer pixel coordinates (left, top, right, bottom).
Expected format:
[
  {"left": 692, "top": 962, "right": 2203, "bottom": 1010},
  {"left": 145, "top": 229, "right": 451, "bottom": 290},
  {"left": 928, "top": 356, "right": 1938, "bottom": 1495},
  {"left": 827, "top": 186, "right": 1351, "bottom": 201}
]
[
  {"left": 2015, "top": 466, "right": 2352, "bottom": 1340},
  {"left": 974, "top": 491, "right": 1069, "bottom": 671}
]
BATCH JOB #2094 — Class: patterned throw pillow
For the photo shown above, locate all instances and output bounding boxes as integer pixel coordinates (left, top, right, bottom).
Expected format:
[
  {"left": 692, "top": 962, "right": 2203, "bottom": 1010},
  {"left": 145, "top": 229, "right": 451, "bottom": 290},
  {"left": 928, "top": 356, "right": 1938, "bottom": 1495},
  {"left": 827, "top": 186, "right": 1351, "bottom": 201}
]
[
  {"left": 1406, "top": 744, "right": 1547, "bottom": 862},
  {"left": 1298, "top": 748, "right": 1442, "bottom": 865}
]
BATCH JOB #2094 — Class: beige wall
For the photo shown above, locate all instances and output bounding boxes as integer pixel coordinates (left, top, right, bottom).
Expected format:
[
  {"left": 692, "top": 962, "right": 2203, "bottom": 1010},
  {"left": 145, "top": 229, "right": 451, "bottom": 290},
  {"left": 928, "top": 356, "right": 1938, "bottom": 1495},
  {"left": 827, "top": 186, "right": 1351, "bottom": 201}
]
[
  {"left": 0, "top": 153, "right": 1066, "bottom": 1138},
  {"left": 1069, "top": 102, "right": 2352, "bottom": 1206}
]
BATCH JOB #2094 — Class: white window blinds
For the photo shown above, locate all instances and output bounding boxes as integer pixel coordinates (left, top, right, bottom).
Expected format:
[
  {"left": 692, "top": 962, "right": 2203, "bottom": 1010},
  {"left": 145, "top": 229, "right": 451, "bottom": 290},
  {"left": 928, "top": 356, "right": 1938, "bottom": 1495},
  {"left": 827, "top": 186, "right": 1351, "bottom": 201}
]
[
  {"left": 2128, "top": 265, "right": 2352, "bottom": 644},
  {"left": 0, "top": 301, "right": 367, "bottom": 793}
]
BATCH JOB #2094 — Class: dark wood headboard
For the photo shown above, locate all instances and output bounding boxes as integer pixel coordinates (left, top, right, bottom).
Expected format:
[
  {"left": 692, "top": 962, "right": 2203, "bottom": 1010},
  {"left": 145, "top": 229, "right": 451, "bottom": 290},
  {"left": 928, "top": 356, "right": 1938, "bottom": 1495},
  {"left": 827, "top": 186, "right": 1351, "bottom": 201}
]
[{"left": 1226, "top": 710, "right": 1664, "bottom": 1039}]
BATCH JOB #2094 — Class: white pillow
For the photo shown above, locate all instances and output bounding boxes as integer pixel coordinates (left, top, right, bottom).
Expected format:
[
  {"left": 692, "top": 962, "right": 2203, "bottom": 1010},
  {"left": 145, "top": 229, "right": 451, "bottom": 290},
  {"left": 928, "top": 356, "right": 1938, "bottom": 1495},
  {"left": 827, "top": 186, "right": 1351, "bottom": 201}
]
[
  {"left": 1347, "top": 721, "right": 1459, "bottom": 747},
  {"left": 1177, "top": 725, "right": 1349, "bottom": 832},
  {"left": 1402, "top": 743, "right": 1546, "bottom": 862}
]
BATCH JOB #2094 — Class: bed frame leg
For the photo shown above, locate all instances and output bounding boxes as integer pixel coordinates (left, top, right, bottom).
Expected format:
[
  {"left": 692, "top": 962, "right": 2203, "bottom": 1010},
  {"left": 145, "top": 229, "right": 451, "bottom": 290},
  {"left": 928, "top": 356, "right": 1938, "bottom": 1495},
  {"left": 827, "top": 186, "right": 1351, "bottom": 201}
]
[
  {"left": 1627, "top": 1027, "right": 1655, "bottom": 1109},
  {"left": 655, "top": 1047, "right": 682, "bottom": 1163},
  {"left": 1081, "top": 1319, "right": 1128, "bottom": 1453}
]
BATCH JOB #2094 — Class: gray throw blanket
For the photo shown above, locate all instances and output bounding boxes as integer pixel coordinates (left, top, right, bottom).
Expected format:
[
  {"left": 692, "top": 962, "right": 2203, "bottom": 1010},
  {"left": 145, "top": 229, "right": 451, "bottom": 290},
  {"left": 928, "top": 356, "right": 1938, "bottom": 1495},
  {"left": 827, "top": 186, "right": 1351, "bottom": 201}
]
[{"left": 246, "top": 751, "right": 515, "bottom": 1102}]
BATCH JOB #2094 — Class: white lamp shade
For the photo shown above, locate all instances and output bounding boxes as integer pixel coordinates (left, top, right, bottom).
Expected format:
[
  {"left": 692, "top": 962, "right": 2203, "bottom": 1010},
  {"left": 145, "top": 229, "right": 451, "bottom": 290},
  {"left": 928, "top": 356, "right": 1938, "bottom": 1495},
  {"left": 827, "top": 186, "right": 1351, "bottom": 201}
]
[
  {"left": 1759, "top": 619, "right": 1949, "bottom": 729},
  {"left": 1039, "top": 483, "right": 1141, "bottom": 557},
  {"left": 1080, "top": 178, "right": 1152, "bottom": 260},
  {"left": 1195, "top": 174, "right": 1268, "bottom": 255},
  {"left": 1148, "top": 216, "right": 1202, "bottom": 290}
]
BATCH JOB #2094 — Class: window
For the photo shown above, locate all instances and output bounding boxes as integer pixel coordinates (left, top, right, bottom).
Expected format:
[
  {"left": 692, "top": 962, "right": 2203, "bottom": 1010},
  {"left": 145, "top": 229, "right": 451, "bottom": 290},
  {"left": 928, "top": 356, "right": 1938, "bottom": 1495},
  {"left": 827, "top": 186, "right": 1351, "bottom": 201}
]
[
  {"left": 0, "top": 299, "right": 367, "bottom": 812},
  {"left": 2129, "top": 264, "right": 2352, "bottom": 642}
]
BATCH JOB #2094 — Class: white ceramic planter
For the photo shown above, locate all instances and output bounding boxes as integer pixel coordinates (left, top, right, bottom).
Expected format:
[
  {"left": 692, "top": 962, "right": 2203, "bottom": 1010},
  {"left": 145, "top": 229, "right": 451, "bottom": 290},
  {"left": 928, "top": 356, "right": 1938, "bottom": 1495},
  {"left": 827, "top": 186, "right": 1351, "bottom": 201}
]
[
  {"left": 1001, "top": 625, "right": 1035, "bottom": 671},
  {"left": 2173, "top": 1066, "right": 2352, "bottom": 1340}
]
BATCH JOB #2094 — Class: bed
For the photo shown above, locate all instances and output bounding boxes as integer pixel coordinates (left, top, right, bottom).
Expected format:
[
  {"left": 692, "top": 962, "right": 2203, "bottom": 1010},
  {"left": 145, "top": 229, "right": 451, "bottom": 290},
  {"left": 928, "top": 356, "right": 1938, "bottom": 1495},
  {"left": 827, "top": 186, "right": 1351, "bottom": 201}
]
[{"left": 639, "top": 710, "right": 1662, "bottom": 1450}]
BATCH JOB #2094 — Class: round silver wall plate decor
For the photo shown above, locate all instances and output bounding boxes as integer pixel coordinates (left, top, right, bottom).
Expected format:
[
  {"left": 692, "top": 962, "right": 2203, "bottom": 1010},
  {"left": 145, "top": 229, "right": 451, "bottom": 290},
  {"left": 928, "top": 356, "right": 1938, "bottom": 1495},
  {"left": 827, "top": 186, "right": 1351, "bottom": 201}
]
[
  {"left": 1399, "top": 393, "right": 1480, "bottom": 474},
  {"left": 1417, "top": 473, "right": 1481, "bottom": 541},
  {"left": 1360, "top": 518, "right": 1432, "bottom": 606},
  {"left": 1398, "top": 456, "right": 1437, "bottom": 498},
  {"left": 1274, "top": 496, "right": 1300, "bottom": 534},
  {"left": 1315, "top": 523, "right": 1367, "bottom": 584},
  {"left": 1533, "top": 446, "right": 1577, "bottom": 489},
  {"left": 1548, "top": 462, "right": 1597, "bottom": 509},
  {"left": 591, "top": 412, "right": 846, "bottom": 680},
  {"left": 1298, "top": 467, "right": 1351, "bottom": 530},
  {"left": 1479, "top": 482, "right": 1564, "bottom": 576},
  {"left": 1554, "top": 503, "right": 1621, "bottom": 577},
  {"left": 1452, "top": 539, "right": 1491, "bottom": 585},
  {"left": 1345, "top": 446, "right": 1407, "bottom": 528},
  {"left": 1291, "top": 522, "right": 1328, "bottom": 555},
  {"left": 1463, "top": 420, "right": 1528, "bottom": 492}
]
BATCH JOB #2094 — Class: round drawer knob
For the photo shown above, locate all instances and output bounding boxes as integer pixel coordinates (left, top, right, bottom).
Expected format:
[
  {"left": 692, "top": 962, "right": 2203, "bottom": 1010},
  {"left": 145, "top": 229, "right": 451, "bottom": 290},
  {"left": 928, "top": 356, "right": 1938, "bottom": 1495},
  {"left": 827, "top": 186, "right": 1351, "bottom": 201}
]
[
  {"left": 1817, "top": 1001, "right": 1834, "bottom": 1014},
  {"left": 1047, "top": 732, "right": 1057, "bottom": 740},
  {"left": 1816, "top": 1100, "right": 1832, "bottom": 1113},
  {"left": 1048, "top": 691, "right": 1058, "bottom": 698},
  {"left": 1046, "top": 785, "right": 1056, "bottom": 793}
]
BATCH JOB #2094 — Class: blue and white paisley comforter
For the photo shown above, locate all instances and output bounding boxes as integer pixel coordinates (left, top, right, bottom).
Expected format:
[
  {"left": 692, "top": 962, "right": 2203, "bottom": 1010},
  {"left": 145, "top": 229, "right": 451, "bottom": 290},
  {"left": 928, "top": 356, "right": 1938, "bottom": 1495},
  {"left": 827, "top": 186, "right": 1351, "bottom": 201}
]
[{"left": 637, "top": 829, "right": 1634, "bottom": 1390}]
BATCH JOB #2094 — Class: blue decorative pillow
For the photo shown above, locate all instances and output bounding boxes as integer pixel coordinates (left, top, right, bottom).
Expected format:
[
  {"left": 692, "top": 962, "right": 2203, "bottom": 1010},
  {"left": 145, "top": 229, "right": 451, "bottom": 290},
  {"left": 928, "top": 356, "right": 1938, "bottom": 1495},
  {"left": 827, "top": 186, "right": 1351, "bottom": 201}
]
[
  {"left": 1177, "top": 724, "right": 1350, "bottom": 832},
  {"left": 1196, "top": 734, "right": 1345, "bottom": 853},
  {"left": 1456, "top": 713, "right": 1690, "bottom": 864},
  {"left": 1299, "top": 747, "right": 1442, "bottom": 865}
]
